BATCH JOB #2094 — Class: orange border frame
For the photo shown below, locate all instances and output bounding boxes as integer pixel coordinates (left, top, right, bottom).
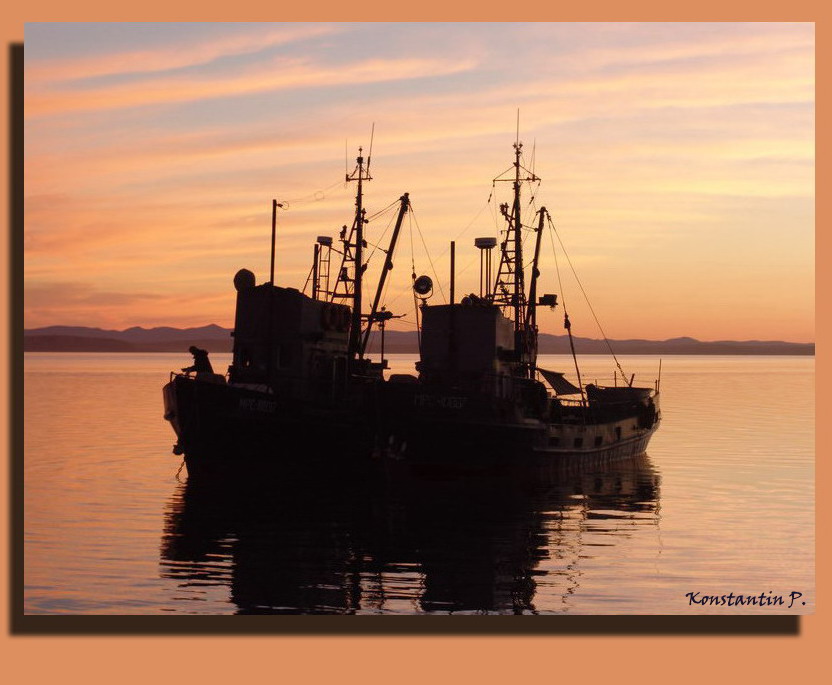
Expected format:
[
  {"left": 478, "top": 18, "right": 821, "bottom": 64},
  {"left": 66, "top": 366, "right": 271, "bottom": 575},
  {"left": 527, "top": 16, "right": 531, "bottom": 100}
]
[{"left": 2, "top": 9, "right": 825, "bottom": 684}]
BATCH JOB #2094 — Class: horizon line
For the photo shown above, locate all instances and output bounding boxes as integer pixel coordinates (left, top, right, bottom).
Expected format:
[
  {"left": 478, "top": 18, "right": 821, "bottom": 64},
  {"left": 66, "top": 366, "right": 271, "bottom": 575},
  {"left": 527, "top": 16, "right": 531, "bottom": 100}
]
[{"left": 23, "top": 323, "right": 815, "bottom": 346}]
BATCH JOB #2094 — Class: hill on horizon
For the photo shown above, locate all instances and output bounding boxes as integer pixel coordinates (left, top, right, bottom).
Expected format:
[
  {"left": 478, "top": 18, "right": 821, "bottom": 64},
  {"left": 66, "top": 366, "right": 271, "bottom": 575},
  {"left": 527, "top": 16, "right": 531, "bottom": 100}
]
[{"left": 23, "top": 324, "right": 815, "bottom": 355}]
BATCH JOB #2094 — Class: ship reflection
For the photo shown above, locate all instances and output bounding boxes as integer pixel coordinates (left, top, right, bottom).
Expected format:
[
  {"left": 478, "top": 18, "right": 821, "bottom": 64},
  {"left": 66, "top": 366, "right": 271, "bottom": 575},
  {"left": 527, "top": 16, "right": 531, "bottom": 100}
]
[{"left": 159, "top": 455, "right": 661, "bottom": 614}]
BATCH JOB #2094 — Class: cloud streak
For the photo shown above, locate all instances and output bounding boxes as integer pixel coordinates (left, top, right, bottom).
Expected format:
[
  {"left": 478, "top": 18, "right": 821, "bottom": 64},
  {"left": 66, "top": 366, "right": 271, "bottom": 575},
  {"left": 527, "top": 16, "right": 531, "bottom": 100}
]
[
  {"left": 23, "top": 22, "right": 814, "bottom": 341},
  {"left": 25, "top": 23, "right": 341, "bottom": 85},
  {"left": 25, "top": 54, "right": 479, "bottom": 118}
]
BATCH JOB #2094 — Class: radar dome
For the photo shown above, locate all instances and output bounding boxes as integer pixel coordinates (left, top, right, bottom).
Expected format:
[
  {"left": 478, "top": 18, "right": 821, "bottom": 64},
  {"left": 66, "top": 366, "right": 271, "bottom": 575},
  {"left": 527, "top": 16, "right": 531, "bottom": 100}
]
[{"left": 233, "top": 268, "right": 256, "bottom": 291}]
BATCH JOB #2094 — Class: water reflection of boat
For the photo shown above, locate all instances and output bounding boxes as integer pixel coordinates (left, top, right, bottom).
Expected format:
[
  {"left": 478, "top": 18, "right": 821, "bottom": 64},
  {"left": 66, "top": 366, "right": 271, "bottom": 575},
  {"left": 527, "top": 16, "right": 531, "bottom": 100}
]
[{"left": 159, "top": 455, "right": 660, "bottom": 614}]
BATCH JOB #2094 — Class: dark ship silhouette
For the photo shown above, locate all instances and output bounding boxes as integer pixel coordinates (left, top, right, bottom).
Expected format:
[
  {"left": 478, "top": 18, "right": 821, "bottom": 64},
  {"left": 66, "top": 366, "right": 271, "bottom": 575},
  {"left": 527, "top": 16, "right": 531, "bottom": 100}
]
[{"left": 163, "top": 138, "right": 661, "bottom": 474}]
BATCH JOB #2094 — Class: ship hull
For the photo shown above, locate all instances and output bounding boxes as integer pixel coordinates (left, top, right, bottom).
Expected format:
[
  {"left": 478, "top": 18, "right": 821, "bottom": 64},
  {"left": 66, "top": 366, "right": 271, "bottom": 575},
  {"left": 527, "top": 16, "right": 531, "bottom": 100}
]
[
  {"left": 163, "top": 375, "right": 374, "bottom": 477},
  {"left": 163, "top": 376, "right": 660, "bottom": 474},
  {"left": 377, "top": 382, "right": 660, "bottom": 468},
  {"left": 379, "top": 417, "right": 659, "bottom": 468}
]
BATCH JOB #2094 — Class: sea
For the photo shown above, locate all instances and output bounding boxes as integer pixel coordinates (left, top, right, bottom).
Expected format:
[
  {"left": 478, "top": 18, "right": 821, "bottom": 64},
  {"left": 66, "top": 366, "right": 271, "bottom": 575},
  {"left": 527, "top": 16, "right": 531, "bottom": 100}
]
[{"left": 23, "top": 353, "right": 814, "bottom": 615}]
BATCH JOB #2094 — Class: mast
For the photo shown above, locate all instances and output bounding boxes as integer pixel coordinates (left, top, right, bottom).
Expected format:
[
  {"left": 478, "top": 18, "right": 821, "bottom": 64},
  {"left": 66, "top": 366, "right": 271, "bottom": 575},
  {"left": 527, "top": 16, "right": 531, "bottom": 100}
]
[
  {"left": 450, "top": 240, "right": 455, "bottom": 305},
  {"left": 332, "top": 147, "right": 372, "bottom": 361},
  {"left": 492, "top": 141, "right": 539, "bottom": 324},
  {"left": 361, "top": 193, "right": 410, "bottom": 356},
  {"left": 267, "top": 199, "right": 284, "bottom": 392},
  {"left": 526, "top": 207, "right": 547, "bottom": 342},
  {"left": 525, "top": 206, "right": 547, "bottom": 366},
  {"left": 311, "top": 243, "right": 319, "bottom": 300},
  {"left": 511, "top": 141, "right": 524, "bottom": 329},
  {"left": 351, "top": 148, "right": 366, "bottom": 359},
  {"left": 269, "top": 199, "right": 278, "bottom": 285},
  {"left": 492, "top": 138, "right": 539, "bottom": 375},
  {"left": 526, "top": 207, "right": 546, "bottom": 331}
]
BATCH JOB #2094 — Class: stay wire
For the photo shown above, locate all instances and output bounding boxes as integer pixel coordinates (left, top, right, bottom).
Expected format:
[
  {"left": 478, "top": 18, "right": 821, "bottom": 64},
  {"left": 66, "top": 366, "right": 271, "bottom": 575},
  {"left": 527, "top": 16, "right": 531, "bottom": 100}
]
[
  {"left": 408, "top": 212, "right": 422, "bottom": 349},
  {"left": 548, "top": 224, "right": 568, "bottom": 316},
  {"left": 431, "top": 199, "right": 492, "bottom": 262},
  {"left": 409, "top": 202, "right": 446, "bottom": 303},
  {"left": 548, "top": 225, "right": 586, "bottom": 409},
  {"left": 547, "top": 215, "right": 630, "bottom": 385},
  {"left": 281, "top": 178, "right": 347, "bottom": 206},
  {"left": 363, "top": 204, "right": 399, "bottom": 268},
  {"left": 365, "top": 198, "right": 400, "bottom": 223},
  {"left": 301, "top": 261, "right": 315, "bottom": 295}
]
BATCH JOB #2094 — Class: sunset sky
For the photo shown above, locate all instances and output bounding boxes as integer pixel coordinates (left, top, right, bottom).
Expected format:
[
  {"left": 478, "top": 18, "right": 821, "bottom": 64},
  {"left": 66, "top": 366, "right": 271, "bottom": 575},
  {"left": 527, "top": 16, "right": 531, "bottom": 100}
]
[{"left": 23, "top": 22, "right": 814, "bottom": 342}]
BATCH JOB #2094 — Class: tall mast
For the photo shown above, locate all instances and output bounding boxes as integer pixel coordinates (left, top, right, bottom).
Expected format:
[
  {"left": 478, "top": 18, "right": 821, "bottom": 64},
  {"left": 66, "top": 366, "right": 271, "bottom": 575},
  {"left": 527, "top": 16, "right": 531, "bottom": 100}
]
[
  {"left": 267, "top": 199, "right": 283, "bottom": 392},
  {"left": 332, "top": 147, "right": 372, "bottom": 360},
  {"left": 492, "top": 140, "right": 539, "bottom": 330},
  {"left": 490, "top": 136, "right": 540, "bottom": 377},
  {"left": 512, "top": 141, "right": 524, "bottom": 329},
  {"left": 351, "top": 148, "right": 365, "bottom": 359},
  {"left": 269, "top": 199, "right": 278, "bottom": 285}
]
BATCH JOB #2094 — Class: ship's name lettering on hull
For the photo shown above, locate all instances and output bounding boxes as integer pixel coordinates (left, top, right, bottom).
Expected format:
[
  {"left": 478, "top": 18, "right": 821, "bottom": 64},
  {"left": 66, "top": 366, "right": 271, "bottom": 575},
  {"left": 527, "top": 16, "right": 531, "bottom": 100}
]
[
  {"left": 414, "top": 395, "right": 467, "bottom": 409},
  {"left": 239, "top": 397, "right": 276, "bottom": 413}
]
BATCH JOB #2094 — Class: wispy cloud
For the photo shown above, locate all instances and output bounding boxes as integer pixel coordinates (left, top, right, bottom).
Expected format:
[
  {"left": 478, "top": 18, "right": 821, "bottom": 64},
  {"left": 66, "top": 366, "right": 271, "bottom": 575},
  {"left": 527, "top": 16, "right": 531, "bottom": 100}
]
[
  {"left": 25, "top": 54, "right": 479, "bottom": 118},
  {"left": 25, "top": 23, "right": 341, "bottom": 84},
  {"left": 23, "top": 22, "right": 814, "bottom": 340}
]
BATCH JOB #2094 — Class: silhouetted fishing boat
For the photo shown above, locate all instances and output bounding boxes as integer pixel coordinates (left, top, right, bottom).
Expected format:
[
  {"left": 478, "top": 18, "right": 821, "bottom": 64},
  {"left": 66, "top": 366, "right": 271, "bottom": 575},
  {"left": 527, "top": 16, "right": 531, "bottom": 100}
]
[
  {"left": 162, "top": 135, "right": 661, "bottom": 473},
  {"left": 163, "top": 143, "right": 399, "bottom": 472},
  {"left": 377, "top": 138, "right": 661, "bottom": 464}
]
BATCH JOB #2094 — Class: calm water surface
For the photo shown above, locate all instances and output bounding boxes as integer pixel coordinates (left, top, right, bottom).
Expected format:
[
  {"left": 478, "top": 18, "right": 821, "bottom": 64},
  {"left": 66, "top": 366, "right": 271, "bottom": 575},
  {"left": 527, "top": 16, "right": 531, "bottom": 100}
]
[{"left": 24, "top": 353, "right": 814, "bottom": 614}]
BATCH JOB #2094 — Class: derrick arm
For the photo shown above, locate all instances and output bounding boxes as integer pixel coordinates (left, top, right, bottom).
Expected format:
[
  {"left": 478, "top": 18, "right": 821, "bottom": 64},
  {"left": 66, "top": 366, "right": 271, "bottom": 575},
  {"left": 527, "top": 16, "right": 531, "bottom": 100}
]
[
  {"left": 526, "top": 206, "right": 547, "bottom": 334},
  {"left": 361, "top": 193, "right": 410, "bottom": 356}
]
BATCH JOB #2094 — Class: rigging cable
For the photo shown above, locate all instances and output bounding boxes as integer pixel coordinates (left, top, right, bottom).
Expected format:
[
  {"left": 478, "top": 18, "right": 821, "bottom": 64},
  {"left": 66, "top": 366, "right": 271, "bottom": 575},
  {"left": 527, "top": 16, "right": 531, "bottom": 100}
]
[
  {"left": 408, "top": 202, "right": 447, "bottom": 303},
  {"left": 547, "top": 214, "right": 631, "bottom": 386},
  {"left": 383, "top": 184, "right": 473, "bottom": 311},
  {"left": 431, "top": 199, "right": 492, "bottom": 262},
  {"left": 409, "top": 212, "right": 423, "bottom": 352},
  {"left": 301, "top": 261, "right": 315, "bottom": 295},
  {"left": 363, "top": 202, "right": 400, "bottom": 267},
  {"left": 455, "top": 251, "right": 481, "bottom": 279},
  {"left": 365, "top": 198, "right": 400, "bottom": 223},
  {"left": 548, "top": 224, "right": 587, "bottom": 408},
  {"left": 282, "top": 178, "right": 346, "bottom": 206}
]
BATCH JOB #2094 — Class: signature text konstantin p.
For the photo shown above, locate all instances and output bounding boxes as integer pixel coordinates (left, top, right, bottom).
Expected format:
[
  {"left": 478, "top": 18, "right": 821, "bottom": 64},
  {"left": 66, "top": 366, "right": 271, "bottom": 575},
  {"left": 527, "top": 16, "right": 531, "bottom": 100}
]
[{"left": 685, "top": 591, "right": 805, "bottom": 609}]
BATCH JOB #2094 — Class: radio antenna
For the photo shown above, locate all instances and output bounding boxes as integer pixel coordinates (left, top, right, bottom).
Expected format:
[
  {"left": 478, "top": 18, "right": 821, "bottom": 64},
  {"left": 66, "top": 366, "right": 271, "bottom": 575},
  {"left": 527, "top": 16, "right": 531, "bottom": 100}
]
[
  {"left": 531, "top": 138, "right": 537, "bottom": 176},
  {"left": 367, "top": 122, "right": 375, "bottom": 174},
  {"left": 515, "top": 108, "right": 520, "bottom": 146}
]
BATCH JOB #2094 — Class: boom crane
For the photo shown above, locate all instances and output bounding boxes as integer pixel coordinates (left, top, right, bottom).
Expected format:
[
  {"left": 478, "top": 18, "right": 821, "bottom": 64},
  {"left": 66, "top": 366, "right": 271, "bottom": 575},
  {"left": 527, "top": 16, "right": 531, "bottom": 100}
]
[{"left": 361, "top": 193, "right": 410, "bottom": 357}]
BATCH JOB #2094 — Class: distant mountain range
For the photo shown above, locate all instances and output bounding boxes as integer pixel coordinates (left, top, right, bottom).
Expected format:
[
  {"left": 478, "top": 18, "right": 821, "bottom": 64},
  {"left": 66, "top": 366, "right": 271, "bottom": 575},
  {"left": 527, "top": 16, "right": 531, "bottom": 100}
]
[
  {"left": 23, "top": 324, "right": 231, "bottom": 353},
  {"left": 23, "top": 325, "right": 815, "bottom": 355}
]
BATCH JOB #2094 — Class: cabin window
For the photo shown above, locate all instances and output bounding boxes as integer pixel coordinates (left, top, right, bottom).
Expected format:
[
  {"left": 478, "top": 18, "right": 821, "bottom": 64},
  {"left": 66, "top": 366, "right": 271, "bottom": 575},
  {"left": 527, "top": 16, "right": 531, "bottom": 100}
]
[
  {"left": 549, "top": 436, "right": 560, "bottom": 446},
  {"left": 615, "top": 427, "right": 622, "bottom": 440},
  {"left": 594, "top": 436, "right": 603, "bottom": 447},
  {"left": 574, "top": 437, "right": 583, "bottom": 448}
]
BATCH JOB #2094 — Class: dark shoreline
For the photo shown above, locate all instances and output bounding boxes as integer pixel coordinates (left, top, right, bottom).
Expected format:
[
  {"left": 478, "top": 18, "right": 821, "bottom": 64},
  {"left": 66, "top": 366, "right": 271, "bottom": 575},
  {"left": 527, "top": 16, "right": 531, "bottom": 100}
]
[
  {"left": 22, "top": 326, "right": 815, "bottom": 356},
  {"left": 23, "top": 336, "right": 815, "bottom": 356}
]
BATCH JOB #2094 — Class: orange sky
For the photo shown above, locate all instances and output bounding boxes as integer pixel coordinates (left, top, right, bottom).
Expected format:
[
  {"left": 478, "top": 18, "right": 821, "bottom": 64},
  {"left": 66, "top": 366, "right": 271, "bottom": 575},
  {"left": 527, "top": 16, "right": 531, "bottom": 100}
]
[{"left": 23, "top": 22, "right": 814, "bottom": 342}]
